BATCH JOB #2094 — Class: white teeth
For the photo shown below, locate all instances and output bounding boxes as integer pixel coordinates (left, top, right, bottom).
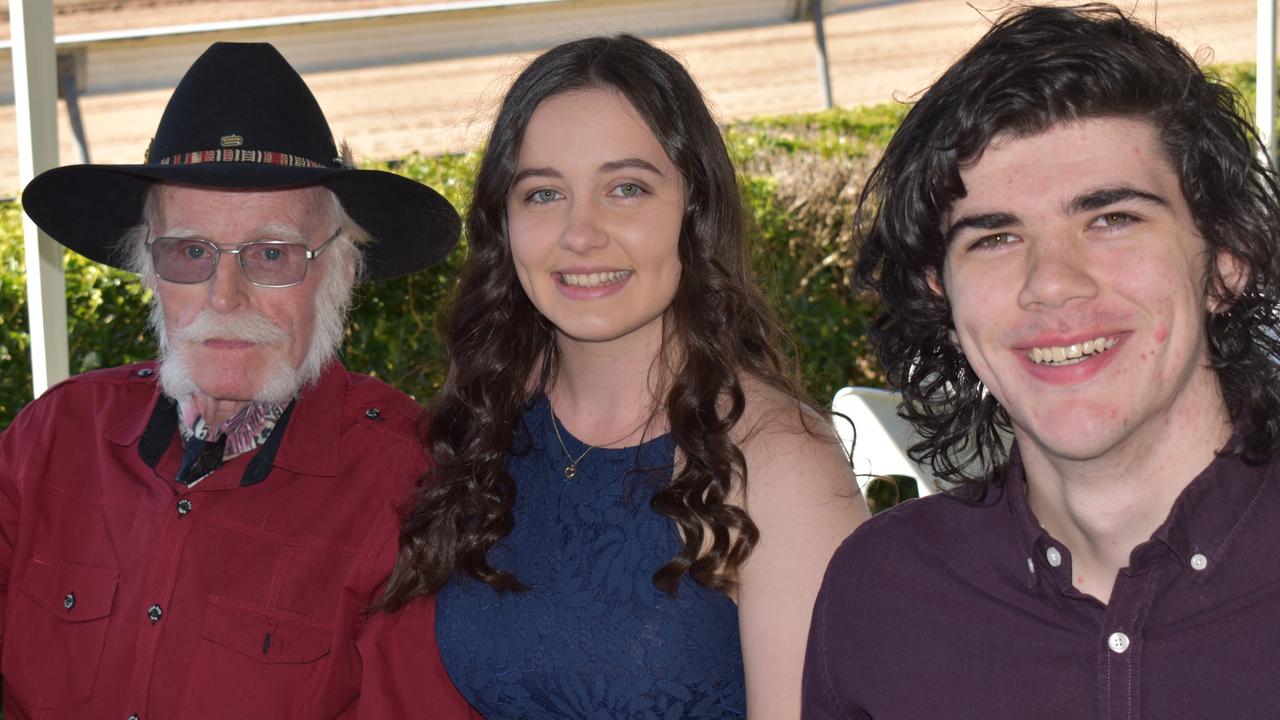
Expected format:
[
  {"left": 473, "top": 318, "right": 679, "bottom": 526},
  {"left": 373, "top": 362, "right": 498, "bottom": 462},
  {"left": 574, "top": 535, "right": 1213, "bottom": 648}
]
[
  {"left": 1028, "top": 336, "right": 1117, "bottom": 366},
  {"left": 558, "top": 270, "right": 631, "bottom": 288}
]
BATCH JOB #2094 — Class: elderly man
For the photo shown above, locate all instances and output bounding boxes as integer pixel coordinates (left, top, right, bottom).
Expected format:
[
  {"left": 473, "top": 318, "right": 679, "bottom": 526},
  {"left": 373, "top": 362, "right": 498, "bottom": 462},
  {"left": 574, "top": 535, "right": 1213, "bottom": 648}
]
[
  {"left": 804, "top": 4, "right": 1280, "bottom": 719},
  {"left": 0, "top": 43, "right": 462, "bottom": 718}
]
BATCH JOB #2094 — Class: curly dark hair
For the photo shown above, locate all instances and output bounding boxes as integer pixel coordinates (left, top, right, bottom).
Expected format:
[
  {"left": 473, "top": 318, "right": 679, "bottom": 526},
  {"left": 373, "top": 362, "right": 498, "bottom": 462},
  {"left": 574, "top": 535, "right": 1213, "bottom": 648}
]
[
  {"left": 855, "top": 2, "right": 1280, "bottom": 489},
  {"left": 381, "top": 34, "right": 809, "bottom": 607}
]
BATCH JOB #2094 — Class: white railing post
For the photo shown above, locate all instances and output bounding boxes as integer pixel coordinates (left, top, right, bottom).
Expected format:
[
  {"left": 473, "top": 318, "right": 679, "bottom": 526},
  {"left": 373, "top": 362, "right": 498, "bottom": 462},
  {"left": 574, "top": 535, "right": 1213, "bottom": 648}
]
[
  {"left": 811, "top": 0, "right": 834, "bottom": 110},
  {"left": 12, "top": 0, "right": 69, "bottom": 396},
  {"left": 1258, "top": 0, "right": 1277, "bottom": 165}
]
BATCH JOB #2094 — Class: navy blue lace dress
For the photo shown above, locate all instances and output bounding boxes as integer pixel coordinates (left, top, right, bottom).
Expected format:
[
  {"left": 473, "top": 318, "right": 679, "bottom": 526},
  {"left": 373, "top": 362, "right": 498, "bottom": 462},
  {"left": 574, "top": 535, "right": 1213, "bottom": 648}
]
[{"left": 436, "top": 396, "right": 747, "bottom": 719}]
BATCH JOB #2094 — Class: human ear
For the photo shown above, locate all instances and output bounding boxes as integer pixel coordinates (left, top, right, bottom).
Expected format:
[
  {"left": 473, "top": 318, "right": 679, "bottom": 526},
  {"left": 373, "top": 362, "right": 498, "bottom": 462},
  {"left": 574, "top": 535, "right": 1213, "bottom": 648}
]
[
  {"left": 924, "top": 268, "right": 961, "bottom": 345},
  {"left": 1207, "top": 248, "right": 1250, "bottom": 313},
  {"left": 926, "top": 267, "right": 945, "bottom": 297}
]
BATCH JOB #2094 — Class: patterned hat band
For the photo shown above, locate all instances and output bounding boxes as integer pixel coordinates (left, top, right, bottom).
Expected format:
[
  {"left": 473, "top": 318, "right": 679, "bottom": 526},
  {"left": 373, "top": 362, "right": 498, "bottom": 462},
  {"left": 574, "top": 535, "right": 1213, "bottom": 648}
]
[{"left": 156, "top": 148, "right": 343, "bottom": 168}]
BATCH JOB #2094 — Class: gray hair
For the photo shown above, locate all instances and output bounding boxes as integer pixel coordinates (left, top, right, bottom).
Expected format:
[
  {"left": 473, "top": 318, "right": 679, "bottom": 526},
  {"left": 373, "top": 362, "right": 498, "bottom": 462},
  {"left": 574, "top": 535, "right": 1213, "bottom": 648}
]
[{"left": 124, "top": 184, "right": 373, "bottom": 403}]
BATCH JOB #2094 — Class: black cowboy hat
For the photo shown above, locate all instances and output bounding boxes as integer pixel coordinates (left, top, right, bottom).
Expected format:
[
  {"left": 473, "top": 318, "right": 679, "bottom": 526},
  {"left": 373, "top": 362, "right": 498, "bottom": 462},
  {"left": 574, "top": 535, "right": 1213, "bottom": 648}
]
[{"left": 21, "top": 42, "right": 460, "bottom": 281}]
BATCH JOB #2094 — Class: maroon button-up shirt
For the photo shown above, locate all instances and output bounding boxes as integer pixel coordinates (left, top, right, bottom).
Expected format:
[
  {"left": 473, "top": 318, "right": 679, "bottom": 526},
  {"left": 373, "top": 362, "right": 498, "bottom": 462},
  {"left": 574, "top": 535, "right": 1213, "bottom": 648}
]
[
  {"left": 803, "top": 445, "right": 1280, "bottom": 719},
  {"left": 0, "top": 361, "right": 465, "bottom": 719}
]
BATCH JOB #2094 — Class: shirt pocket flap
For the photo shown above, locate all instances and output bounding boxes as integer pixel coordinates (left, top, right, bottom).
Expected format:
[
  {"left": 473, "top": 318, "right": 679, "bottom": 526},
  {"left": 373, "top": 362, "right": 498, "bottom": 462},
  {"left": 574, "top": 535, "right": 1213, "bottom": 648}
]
[
  {"left": 19, "top": 556, "right": 119, "bottom": 621},
  {"left": 201, "top": 596, "right": 331, "bottom": 665}
]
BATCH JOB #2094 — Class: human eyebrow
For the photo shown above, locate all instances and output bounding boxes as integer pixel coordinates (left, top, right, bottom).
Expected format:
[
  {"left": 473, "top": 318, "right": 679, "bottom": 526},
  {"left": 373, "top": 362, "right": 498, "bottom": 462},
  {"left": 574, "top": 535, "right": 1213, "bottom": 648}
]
[
  {"left": 512, "top": 167, "right": 563, "bottom": 185},
  {"left": 1067, "top": 186, "right": 1170, "bottom": 214},
  {"left": 153, "top": 225, "right": 204, "bottom": 238},
  {"left": 251, "top": 223, "right": 308, "bottom": 242},
  {"left": 599, "top": 158, "right": 665, "bottom": 176},
  {"left": 944, "top": 212, "right": 1020, "bottom": 245}
]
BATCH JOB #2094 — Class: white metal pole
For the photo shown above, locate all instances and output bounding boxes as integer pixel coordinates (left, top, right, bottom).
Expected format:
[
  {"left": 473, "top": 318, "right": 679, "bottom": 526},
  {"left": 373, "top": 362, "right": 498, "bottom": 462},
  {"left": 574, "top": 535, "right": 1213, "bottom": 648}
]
[
  {"left": 812, "top": 0, "right": 834, "bottom": 110},
  {"left": 1258, "top": 0, "right": 1277, "bottom": 165},
  {"left": 12, "top": 0, "right": 68, "bottom": 397}
]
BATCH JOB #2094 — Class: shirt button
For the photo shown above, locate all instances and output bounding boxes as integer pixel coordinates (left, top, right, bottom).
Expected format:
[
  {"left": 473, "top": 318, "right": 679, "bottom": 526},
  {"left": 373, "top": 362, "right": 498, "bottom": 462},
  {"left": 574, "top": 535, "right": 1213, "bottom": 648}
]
[
  {"left": 177, "top": 498, "right": 193, "bottom": 517},
  {"left": 147, "top": 604, "right": 163, "bottom": 624},
  {"left": 1190, "top": 553, "right": 1208, "bottom": 571},
  {"left": 136, "top": 368, "right": 153, "bottom": 377},
  {"left": 64, "top": 592, "right": 76, "bottom": 610},
  {"left": 1026, "top": 557, "right": 1035, "bottom": 574},
  {"left": 128, "top": 714, "right": 140, "bottom": 720},
  {"left": 365, "top": 407, "right": 381, "bottom": 419},
  {"left": 1045, "top": 546, "right": 1062, "bottom": 568},
  {"left": 1107, "top": 631, "right": 1130, "bottom": 654}
]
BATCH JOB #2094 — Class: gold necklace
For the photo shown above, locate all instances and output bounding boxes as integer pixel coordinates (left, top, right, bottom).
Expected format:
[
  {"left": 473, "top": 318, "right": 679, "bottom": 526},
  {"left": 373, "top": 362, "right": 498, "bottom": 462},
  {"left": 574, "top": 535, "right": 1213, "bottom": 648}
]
[{"left": 549, "top": 402, "right": 595, "bottom": 479}]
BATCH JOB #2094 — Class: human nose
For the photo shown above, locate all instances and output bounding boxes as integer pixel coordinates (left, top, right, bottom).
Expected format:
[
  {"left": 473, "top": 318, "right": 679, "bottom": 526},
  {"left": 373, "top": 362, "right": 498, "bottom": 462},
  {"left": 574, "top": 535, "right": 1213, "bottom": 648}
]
[
  {"left": 558, "top": 199, "right": 609, "bottom": 254},
  {"left": 207, "top": 250, "right": 251, "bottom": 312},
  {"left": 1016, "top": 237, "right": 1099, "bottom": 310}
]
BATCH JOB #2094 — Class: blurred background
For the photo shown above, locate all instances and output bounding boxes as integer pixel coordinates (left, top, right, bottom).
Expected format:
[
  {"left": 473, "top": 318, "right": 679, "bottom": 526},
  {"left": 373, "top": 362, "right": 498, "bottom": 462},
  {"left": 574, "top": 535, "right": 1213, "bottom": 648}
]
[{"left": 0, "top": 0, "right": 1263, "bottom": 435}]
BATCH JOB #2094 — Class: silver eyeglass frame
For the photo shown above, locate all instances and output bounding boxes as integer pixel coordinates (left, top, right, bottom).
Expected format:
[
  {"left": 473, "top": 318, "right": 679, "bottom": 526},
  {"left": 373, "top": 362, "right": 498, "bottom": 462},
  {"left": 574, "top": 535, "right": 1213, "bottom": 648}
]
[{"left": 146, "top": 228, "right": 342, "bottom": 289}]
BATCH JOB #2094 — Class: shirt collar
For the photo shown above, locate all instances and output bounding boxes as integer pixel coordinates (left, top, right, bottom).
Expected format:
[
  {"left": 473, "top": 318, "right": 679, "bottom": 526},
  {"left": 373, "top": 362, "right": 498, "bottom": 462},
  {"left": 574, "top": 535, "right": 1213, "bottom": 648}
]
[
  {"left": 999, "top": 445, "right": 1052, "bottom": 590},
  {"left": 108, "top": 360, "right": 348, "bottom": 484},
  {"left": 134, "top": 395, "right": 295, "bottom": 487},
  {"left": 1149, "top": 449, "right": 1273, "bottom": 578},
  {"left": 1003, "top": 440, "right": 1275, "bottom": 587}
]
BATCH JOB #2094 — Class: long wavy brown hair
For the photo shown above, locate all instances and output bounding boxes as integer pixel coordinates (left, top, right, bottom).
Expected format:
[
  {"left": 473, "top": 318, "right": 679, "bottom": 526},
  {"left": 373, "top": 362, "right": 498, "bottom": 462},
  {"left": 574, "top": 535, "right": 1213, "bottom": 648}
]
[{"left": 381, "top": 34, "right": 812, "bottom": 607}]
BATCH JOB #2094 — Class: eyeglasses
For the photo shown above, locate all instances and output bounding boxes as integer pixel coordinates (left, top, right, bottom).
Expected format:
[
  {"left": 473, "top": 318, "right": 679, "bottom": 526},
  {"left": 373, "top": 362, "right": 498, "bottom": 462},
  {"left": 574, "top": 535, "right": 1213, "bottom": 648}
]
[{"left": 147, "top": 229, "right": 341, "bottom": 288}]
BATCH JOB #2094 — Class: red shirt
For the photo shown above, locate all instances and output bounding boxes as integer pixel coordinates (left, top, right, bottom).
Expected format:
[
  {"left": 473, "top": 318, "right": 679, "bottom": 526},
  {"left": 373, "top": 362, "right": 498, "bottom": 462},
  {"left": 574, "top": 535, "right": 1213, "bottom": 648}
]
[{"left": 0, "top": 361, "right": 471, "bottom": 719}]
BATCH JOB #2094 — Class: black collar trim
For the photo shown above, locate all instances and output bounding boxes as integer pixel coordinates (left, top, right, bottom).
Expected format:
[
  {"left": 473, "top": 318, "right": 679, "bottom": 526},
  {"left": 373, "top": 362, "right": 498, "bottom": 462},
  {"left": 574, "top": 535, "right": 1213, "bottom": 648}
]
[{"left": 137, "top": 395, "right": 297, "bottom": 487}]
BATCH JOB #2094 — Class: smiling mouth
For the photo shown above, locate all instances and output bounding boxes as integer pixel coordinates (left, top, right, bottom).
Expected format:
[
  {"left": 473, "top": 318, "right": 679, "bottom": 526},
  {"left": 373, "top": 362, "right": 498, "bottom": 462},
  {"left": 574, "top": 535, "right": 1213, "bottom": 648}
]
[
  {"left": 557, "top": 270, "right": 632, "bottom": 288},
  {"left": 1028, "top": 336, "right": 1119, "bottom": 366}
]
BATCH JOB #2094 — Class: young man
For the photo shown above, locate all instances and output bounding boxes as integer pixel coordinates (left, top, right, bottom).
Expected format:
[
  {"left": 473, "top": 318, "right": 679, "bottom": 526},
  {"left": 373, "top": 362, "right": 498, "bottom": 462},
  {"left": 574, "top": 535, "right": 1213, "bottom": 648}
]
[
  {"left": 1, "top": 44, "right": 472, "bottom": 718},
  {"left": 803, "top": 4, "right": 1280, "bottom": 718}
]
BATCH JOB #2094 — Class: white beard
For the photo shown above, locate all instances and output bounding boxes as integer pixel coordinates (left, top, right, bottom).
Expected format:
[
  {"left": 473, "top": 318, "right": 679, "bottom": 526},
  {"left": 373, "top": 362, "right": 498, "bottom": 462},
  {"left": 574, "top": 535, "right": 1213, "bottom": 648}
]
[{"left": 150, "top": 260, "right": 352, "bottom": 406}]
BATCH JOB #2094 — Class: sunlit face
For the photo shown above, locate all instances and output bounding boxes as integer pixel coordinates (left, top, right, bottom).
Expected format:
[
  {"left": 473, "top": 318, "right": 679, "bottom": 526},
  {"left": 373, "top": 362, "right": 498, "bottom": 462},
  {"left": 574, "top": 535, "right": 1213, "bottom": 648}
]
[
  {"left": 151, "top": 184, "right": 340, "bottom": 405},
  {"left": 506, "top": 87, "right": 685, "bottom": 350},
  {"left": 941, "top": 117, "right": 1226, "bottom": 465}
]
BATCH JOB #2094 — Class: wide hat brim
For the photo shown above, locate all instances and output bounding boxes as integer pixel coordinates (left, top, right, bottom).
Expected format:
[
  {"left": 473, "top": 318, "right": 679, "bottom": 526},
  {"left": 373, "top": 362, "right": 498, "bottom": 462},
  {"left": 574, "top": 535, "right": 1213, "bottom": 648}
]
[
  {"left": 21, "top": 42, "right": 460, "bottom": 281},
  {"left": 22, "top": 161, "right": 461, "bottom": 281}
]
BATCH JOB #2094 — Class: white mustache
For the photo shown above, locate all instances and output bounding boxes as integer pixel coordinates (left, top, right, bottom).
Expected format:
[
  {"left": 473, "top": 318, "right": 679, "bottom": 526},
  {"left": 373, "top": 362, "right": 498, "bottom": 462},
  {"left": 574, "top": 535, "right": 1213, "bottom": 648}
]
[{"left": 171, "top": 310, "right": 289, "bottom": 346}]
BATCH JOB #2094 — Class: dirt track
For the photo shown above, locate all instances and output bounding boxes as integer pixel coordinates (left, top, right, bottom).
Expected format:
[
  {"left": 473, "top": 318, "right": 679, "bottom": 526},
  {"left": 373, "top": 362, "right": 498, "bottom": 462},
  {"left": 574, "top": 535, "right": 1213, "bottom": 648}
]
[{"left": 0, "top": 0, "right": 1259, "bottom": 194}]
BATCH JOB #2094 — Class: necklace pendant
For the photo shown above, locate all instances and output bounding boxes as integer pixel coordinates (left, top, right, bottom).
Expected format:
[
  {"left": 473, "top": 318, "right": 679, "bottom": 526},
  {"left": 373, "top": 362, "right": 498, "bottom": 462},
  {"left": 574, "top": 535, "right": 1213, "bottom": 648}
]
[{"left": 564, "top": 463, "right": 577, "bottom": 479}]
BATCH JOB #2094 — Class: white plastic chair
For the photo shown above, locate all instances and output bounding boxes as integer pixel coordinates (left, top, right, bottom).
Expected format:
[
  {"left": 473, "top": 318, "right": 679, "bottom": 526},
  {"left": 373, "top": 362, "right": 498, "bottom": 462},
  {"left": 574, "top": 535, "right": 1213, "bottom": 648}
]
[{"left": 830, "top": 386, "right": 937, "bottom": 497}]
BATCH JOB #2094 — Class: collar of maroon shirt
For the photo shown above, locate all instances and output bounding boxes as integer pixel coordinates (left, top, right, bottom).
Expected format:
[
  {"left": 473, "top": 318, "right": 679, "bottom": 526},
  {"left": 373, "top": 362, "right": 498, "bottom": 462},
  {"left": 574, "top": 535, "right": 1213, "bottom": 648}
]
[{"left": 998, "top": 441, "right": 1271, "bottom": 598}]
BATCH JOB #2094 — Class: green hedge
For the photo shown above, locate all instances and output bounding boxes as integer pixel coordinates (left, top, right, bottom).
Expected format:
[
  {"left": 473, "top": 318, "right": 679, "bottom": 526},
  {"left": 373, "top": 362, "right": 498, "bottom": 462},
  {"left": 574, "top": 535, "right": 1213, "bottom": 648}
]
[{"left": 0, "top": 103, "right": 902, "bottom": 429}]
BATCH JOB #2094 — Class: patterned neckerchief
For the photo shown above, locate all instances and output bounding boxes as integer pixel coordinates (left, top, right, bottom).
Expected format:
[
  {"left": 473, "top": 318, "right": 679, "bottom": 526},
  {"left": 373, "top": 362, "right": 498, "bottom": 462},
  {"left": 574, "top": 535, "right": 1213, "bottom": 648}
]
[{"left": 177, "top": 399, "right": 286, "bottom": 460}]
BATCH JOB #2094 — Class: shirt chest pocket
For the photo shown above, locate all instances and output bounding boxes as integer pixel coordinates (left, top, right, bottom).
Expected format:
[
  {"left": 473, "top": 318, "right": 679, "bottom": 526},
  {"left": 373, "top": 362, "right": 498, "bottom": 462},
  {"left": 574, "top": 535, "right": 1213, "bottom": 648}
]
[
  {"left": 5, "top": 557, "right": 119, "bottom": 708},
  {"left": 180, "top": 595, "right": 332, "bottom": 717}
]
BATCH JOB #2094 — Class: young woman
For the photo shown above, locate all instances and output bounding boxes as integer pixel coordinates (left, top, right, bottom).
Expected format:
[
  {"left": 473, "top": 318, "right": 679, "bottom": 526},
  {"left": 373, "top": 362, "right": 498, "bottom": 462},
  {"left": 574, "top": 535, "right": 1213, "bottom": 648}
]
[{"left": 378, "top": 35, "right": 867, "bottom": 718}]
